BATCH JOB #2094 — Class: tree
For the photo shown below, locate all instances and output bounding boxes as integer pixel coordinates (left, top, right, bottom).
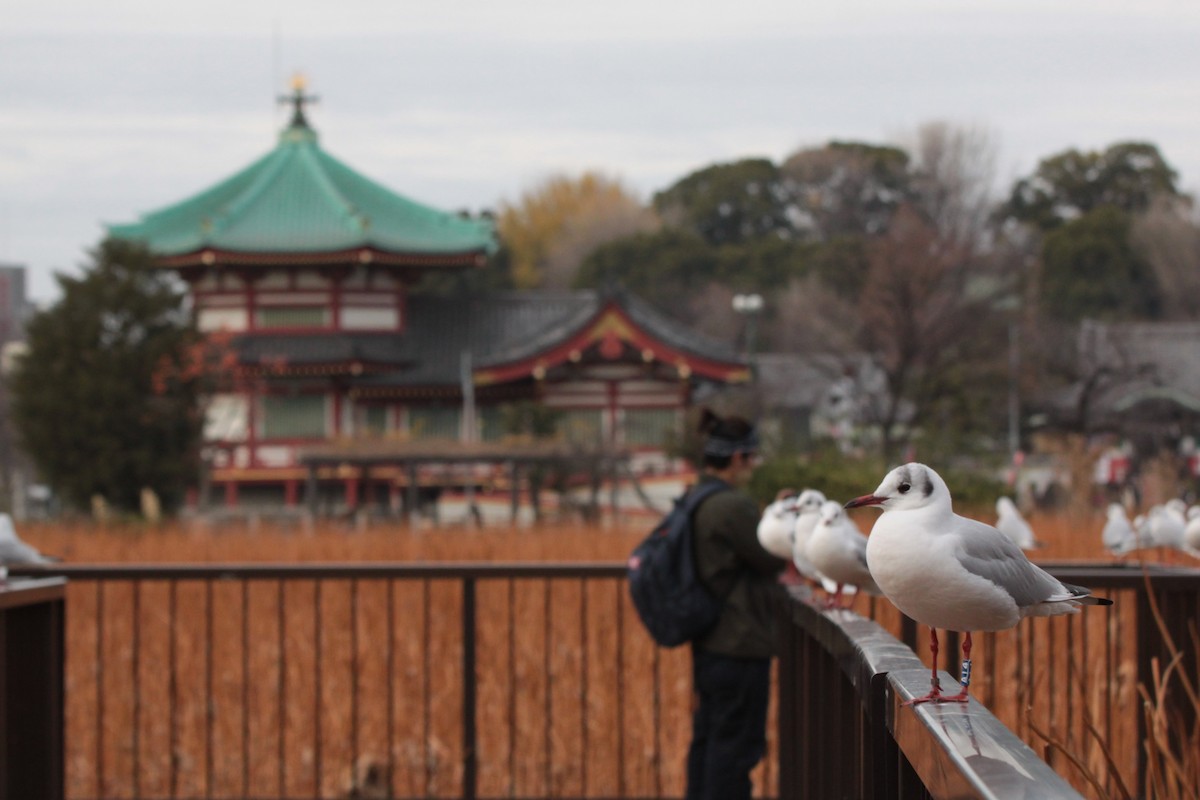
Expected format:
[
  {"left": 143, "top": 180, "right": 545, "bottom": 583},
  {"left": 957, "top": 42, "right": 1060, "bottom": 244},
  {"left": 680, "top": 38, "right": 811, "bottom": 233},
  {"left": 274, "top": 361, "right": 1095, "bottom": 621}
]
[
  {"left": 8, "top": 239, "right": 205, "bottom": 513},
  {"left": 496, "top": 172, "right": 655, "bottom": 289},
  {"left": 1040, "top": 206, "right": 1160, "bottom": 321},
  {"left": 855, "top": 206, "right": 1006, "bottom": 458},
  {"left": 1130, "top": 196, "right": 1200, "bottom": 320},
  {"left": 653, "top": 158, "right": 794, "bottom": 245},
  {"left": 904, "top": 122, "right": 999, "bottom": 251},
  {"left": 780, "top": 141, "right": 912, "bottom": 240},
  {"left": 1002, "top": 141, "right": 1183, "bottom": 231}
]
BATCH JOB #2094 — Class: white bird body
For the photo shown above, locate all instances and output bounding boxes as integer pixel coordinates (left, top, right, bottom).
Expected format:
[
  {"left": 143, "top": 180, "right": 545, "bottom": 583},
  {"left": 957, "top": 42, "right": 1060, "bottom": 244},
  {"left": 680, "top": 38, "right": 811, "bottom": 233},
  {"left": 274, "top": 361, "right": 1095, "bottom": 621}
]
[
  {"left": 805, "top": 500, "right": 881, "bottom": 597},
  {"left": 790, "top": 489, "right": 829, "bottom": 584},
  {"left": 0, "top": 513, "right": 56, "bottom": 567},
  {"left": 1184, "top": 506, "right": 1200, "bottom": 557},
  {"left": 1137, "top": 503, "right": 1185, "bottom": 554},
  {"left": 854, "top": 464, "right": 1106, "bottom": 634},
  {"left": 757, "top": 498, "right": 798, "bottom": 561},
  {"left": 1102, "top": 503, "right": 1136, "bottom": 555},
  {"left": 994, "top": 496, "right": 1039, "bottom": 550}
]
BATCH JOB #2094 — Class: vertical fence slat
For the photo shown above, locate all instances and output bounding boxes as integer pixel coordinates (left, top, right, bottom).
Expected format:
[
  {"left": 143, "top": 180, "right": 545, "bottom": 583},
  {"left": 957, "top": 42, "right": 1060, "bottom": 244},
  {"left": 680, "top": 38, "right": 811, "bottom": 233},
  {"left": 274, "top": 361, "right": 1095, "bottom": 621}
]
[
  {"left": 277, "top": 579, "right": 286, "bottom": 798},
  {"left": 313, "top": 579, "right": 323, "bottom": 797},
  {"left": 462, "top": 577, "right": 477, "bottom": 800},
  {"left": 131, "top": 580, "right": 141, "bottom": 800},
  {"left": 241, "top": 580, "right": 250, "bottom": 800},
  {"left": 168, "top": 581, "right": 177, "bottom": 800},
  {"left": 95, "top": 581, "right": 104, "bottom": 799},
  {"left": 205, "top": 579, "right": 214, "bottom": 800}
]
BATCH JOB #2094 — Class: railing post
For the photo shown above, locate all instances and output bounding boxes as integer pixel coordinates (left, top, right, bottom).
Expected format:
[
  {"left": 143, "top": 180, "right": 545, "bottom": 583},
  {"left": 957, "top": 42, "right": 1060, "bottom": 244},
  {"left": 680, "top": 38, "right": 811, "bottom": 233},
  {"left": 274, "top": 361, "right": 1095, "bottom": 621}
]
[
  {"left": 0, "top": 578, "right": 66, "bottom": 800},
  {"left": 462, "top": 576, "right": 477, "bottom": 800}
]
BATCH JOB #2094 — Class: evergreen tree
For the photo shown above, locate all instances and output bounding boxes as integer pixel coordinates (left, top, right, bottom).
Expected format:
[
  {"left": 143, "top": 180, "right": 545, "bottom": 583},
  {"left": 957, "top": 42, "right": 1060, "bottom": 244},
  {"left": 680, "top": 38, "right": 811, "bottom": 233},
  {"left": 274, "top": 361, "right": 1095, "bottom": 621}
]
[{"left": 8, "top": 239, "right": 205, "bottom": 514}]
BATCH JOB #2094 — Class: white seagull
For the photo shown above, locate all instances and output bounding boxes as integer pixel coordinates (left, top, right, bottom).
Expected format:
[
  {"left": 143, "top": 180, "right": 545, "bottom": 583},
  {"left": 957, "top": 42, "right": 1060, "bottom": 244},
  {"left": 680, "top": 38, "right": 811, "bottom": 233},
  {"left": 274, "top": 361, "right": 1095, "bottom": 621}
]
[
  {"left": 0, "top": 513, "right": 58, "bottom": 584},
  {"left": 846, "top": 463, "right": 1112, "bottom": 705},
  {"left": 994, "top": 497, "right": 1040, "bottom": 550},
  {"left": 1183, "top": 506, "right": 1200, "bottom": 558},
  {"left": 1101, "top": 503, "right": 1136, "bottom": 556},
  {"left": 1142, "top": 502, "right": 1186, "bottom": 550},
  {"left": 805, "top": 500, "right": 882, "bottom": 609},
  {"left": 790, "top": 489, "right": 831, "bottom": 586},
  {"left": 757, "top": 495, "right": 799, "bottom": 561}
]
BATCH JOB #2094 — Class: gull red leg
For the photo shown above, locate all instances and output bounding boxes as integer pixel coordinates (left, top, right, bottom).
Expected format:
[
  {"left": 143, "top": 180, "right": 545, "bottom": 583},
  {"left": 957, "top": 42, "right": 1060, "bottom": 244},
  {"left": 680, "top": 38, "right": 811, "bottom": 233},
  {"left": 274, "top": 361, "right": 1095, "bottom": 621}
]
[
  {"left": 905, "top": 628, "right": 945, "bottom": 705},
  {"left": 940, "top": 631, "right": 973, "bottom": 703}
]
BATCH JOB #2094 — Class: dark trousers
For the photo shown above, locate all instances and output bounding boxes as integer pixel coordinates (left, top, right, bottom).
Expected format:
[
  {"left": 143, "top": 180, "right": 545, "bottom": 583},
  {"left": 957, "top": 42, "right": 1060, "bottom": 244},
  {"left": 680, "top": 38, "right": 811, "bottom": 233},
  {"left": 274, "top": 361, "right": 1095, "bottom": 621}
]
[{"left": 685, "top": 649, "right": 771, "bottom": 800}]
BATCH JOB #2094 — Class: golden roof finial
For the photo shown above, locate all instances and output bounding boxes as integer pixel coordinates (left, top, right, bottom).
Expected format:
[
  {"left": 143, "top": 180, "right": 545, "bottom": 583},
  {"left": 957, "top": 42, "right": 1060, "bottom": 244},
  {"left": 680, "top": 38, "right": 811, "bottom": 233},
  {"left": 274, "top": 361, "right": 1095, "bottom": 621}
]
[{"left": 278, "top": 73, "right": 318, "bottom": 130}]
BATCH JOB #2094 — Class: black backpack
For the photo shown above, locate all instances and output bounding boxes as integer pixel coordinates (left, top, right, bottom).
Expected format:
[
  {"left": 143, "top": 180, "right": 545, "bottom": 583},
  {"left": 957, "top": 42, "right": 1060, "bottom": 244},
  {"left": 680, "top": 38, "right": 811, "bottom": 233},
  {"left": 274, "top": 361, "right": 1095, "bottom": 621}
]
[{"left": 627, "top": 480, "right": 729, "bottom": 647}]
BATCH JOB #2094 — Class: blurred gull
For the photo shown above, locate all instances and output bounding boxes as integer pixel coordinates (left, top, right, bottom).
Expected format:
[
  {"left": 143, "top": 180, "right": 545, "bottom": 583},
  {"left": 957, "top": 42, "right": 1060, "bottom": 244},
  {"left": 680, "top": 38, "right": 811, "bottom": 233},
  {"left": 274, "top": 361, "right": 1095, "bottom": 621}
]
[
  {"left": 790, "top": 489, "right": 832, "bottom": 587},
  {"left": 994, "top": 497, "right": 1041, "bottom": 550},
  {"left": 1183, "top": 506, "right": 1200, "bottom": 558},
  {"left": 1101, "top": 503, "right": 1136, "bottom": 556},
  {"left": 847, "top": 463, "right": 1112, "bottom": 705},
  {"left": 757, "top": 493, "right": 798, "bottom": 561},
  {"left": 0, "top": 513, "right": 58, "bottom": 585},
  {"left": 805, "top": 500, "right": 882, "bottom": 609}
]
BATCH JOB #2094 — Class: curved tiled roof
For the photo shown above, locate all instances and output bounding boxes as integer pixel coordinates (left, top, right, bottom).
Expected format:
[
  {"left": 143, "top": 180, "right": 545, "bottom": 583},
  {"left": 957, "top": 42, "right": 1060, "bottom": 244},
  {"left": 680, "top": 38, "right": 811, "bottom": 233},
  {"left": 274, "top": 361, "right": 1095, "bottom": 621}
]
[{"left": 107, "top": 118, "right": 495, "bottom": 258}]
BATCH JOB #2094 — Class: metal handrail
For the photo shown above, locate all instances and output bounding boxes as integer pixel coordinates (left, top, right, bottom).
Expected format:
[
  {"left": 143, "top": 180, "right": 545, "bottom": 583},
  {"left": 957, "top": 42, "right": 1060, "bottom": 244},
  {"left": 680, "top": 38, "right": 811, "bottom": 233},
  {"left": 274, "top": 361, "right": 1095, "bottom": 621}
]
[{"left": 776, "top": 587, "right": 1085, "bottom": 799}]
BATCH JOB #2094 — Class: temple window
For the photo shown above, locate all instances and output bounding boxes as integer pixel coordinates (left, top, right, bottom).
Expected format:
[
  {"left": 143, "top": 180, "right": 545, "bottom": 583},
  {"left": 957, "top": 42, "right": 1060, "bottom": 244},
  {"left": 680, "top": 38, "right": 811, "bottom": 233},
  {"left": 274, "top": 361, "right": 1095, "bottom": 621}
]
[
  {"left": 262, "top": 394, "right": 328, "bottom": 439},
  {"left": 408, "top": 405, "right": 461, "bottom": 440},
  {"left": 558, "top": 409, "right": 604, "bottom": 446},
  {"left": 197, "top": 307, "right": 249, "bottom": 332},
  {"left": 360, "top": 404, "right": 389, "bottom": 434},
  {"left": 257, "top": 306, "right": 329, "bottom": 329},
  {"left": 341, "top": 306, "right": 400, "bottom": 330},
  {"left": 623, "top": 408, "right": 679, "bottom": 448}
]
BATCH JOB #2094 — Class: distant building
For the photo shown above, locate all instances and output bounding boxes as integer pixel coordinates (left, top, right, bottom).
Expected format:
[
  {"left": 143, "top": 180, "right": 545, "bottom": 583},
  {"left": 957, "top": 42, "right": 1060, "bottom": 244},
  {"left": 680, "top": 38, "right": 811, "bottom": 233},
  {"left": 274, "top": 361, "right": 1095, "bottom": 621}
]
[
  {"left": 109, "top": 81, "right": 748, "bottom": 511},
  {"left": 0, "top": 263, "right": 35, "bottom": 517},
  {"left": 0, "top": 264, "right": 29, "bottom": 346}
]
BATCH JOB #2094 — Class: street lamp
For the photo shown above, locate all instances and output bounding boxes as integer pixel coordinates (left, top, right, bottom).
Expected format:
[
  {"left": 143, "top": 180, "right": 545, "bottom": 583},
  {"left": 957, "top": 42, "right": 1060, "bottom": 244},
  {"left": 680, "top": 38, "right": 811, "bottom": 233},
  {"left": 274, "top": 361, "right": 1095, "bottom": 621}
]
[{"left": 732, "top": 293, "right": 764, "bottom": 377}]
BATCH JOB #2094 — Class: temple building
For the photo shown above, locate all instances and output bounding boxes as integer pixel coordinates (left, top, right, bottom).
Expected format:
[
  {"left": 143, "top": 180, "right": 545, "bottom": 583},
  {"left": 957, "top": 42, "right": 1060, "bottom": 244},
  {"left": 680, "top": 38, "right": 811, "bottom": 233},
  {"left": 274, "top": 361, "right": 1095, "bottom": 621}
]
[{"left": 109, "top": 80, "right": 748, "bottom": 513}]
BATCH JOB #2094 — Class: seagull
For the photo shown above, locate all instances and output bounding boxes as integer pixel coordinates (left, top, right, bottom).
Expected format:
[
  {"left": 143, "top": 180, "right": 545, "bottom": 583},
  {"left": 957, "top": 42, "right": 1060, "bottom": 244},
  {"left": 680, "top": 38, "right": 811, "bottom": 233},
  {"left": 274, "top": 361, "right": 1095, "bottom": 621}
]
[
  {"left": 1183, "top": 506, "right": 1200, "bottom": 558},
  {"left": 757, "top": 494, "right": 799, "bottom": 561},
  {"left": 846, "top": 463, "right": 1112, "bottom": 705},
  {"left": 994, "top": 497, "right": 1041, "bottom": 550},
  {"left": 1144, "top": 502, "right": 1185, "bottom": 549},
  {"left": 790, "top": 489, "right": 831, "bottom": 586},
  {"left": 1101, "top": 503, "right": 1136, "bottom": 556},
  {"left": 0, "top": 513, "right": 58, "bottom": 584},
  {"left": 805, "top": 500, "right": 882, "bottom": 609}
]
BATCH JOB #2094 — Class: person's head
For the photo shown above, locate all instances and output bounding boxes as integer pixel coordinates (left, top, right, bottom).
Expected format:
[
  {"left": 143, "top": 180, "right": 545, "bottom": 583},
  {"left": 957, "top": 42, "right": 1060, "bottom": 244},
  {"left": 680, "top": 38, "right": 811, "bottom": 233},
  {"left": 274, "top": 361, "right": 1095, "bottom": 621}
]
[{"left": 698, "top": 409, "right": 760, "bottom": 482}]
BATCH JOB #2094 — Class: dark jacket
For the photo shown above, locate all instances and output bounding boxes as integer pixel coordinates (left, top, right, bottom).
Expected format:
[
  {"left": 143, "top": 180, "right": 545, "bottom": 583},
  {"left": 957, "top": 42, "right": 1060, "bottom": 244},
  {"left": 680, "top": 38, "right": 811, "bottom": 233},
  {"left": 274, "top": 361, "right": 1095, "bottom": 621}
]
[{"left": 690, "top": 474, "right": 787, "bottom": 658}]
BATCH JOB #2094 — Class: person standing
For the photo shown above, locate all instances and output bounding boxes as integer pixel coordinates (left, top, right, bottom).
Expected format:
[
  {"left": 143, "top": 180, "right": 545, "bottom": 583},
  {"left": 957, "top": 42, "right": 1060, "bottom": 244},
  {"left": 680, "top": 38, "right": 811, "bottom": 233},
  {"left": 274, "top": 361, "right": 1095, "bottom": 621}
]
[{"left": 686, "top": 409, "right": 788, "bottom": 800}]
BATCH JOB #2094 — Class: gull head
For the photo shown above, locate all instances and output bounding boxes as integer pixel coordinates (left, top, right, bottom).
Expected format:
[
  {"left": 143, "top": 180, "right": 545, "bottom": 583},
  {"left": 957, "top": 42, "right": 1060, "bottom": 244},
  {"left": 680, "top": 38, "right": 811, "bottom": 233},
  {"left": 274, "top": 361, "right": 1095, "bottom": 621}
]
[
  {"left": 996, "top": 496, "right": 1017, "bottom": 516},
  {"left": 795, "top": 489, "right": 826, "bottom": 514},
  {"left": 817, "top": 499, "right": 843, "bottom": 527},
  {"left": 844, "top": 462, "right": 949, "bottom": 513}
]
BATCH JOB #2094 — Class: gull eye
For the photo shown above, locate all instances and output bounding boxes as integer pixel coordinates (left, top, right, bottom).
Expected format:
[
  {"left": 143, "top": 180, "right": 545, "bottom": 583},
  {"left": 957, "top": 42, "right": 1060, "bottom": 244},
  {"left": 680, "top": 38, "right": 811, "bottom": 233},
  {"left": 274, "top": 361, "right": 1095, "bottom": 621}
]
[{"left": 898, "top": 482, "right": 911, "bottom": 494}]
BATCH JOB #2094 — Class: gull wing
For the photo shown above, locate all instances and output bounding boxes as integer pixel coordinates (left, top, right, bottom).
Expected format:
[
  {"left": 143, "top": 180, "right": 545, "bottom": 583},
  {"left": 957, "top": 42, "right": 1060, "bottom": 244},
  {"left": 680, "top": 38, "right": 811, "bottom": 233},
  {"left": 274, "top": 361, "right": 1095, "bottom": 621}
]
[{"left": 951, "top": 514, "right": 1062, "bottom": 608}]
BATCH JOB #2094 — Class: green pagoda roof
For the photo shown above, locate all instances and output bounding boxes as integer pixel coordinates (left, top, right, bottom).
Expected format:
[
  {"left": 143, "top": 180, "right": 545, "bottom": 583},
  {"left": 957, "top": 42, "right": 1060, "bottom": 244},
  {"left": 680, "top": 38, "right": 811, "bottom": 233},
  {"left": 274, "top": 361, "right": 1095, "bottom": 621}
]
[{"left": 108, "top": 82, "right": 495, "bottom": 261}]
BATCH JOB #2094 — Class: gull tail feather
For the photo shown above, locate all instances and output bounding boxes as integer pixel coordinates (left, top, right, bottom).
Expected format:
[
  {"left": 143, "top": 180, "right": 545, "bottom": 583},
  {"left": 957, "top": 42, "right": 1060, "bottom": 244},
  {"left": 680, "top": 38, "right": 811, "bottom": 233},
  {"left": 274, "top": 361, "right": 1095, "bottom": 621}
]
[{"left": 1060, "top": 581, "right": 1114, "bottom": 606}]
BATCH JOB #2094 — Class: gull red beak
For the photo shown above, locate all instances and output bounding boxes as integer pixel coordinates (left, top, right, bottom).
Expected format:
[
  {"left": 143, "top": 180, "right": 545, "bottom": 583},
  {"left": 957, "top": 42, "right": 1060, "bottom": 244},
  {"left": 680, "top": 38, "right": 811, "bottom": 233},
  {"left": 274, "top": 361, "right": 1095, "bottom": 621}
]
[{"left": 844, "top": 494, "right": 884, "bottom": 509}]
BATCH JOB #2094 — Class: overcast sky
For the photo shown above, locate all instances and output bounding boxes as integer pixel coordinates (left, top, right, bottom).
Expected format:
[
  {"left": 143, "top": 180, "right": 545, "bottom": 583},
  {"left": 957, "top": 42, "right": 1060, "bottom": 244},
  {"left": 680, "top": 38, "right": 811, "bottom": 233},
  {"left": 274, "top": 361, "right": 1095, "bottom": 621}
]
[{"left": 3, "top": 0, "right": 1200, "bottom": 302}]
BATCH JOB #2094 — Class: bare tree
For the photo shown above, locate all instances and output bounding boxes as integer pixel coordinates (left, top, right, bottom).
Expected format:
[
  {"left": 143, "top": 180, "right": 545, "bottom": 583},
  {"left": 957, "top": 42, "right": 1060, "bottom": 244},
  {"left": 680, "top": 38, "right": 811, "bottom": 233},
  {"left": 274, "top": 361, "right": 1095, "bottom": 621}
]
[
  {"left": 685, "top": 282, "right": 742, "bottom": 344},
  {"left": 856, "top": 205, "right": 1004, "bottom": 457},
  {"left": 766, "top": 273, "right": 860, "bottom": 354},
  {"left": 1130, "top": 195, "right": 1200, "bottom": 319},
  {"left": 901, "top": 121, "right": 1000, "bottom": 252}
]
